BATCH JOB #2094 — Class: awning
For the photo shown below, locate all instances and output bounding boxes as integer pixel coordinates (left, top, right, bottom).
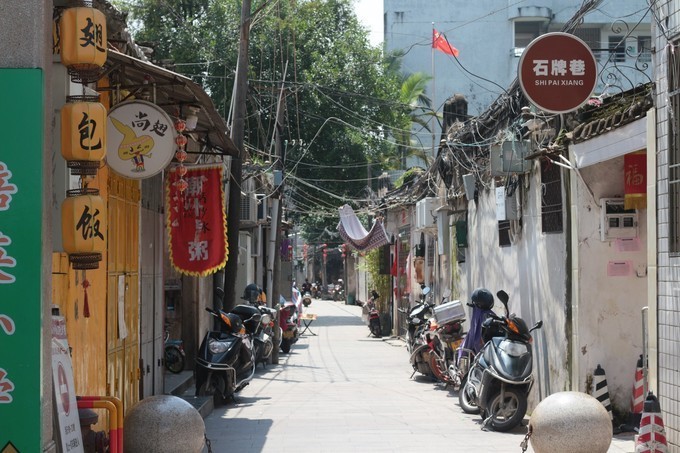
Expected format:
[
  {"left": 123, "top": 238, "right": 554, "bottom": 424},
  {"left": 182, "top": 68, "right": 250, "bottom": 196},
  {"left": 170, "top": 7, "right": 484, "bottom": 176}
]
[
  {"left": 570, "top": 117, "right": 646, "bottom": 168},
  {"left": 102, "top": 49, "right": 238, "bottom": 158},
  {"left": 337, "top": 205, "right": 390, "bottom": 252}
]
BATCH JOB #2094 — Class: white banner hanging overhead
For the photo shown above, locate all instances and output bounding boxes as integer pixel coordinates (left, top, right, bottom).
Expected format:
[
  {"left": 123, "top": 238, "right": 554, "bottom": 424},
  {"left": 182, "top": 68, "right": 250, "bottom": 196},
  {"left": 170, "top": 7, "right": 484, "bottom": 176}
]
[{"left": 337, "top": 204, "right": 389, "bottom": 252}]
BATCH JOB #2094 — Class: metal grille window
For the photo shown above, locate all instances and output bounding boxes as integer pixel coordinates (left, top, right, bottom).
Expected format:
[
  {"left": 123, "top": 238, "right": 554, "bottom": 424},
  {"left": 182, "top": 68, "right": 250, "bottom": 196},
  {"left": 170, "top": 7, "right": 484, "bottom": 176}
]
[
  {"left": 668, "top": 42, "right": 680, "bottom": 253},
  {"left": 638, "top": 36, "right": 652, "bottom": 63},
  {"left": 608, "top": 36, "right": 626, "bottom": 62},
  {"left": 514, "top": 21, "right": 543, "bottom": 48},
  {"left": 498, "top": 221, "right": 511, "bottom": 247},
  {"left": 541, "top": 159, "right": 564, "bottom": 233}
]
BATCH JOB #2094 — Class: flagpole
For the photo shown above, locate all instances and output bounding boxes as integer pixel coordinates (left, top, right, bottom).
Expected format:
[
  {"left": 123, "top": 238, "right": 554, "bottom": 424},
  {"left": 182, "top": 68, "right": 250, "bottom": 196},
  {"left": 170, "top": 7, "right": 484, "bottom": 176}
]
[{"left": 431, "top": 22, "right": 436, "bottom": 160}]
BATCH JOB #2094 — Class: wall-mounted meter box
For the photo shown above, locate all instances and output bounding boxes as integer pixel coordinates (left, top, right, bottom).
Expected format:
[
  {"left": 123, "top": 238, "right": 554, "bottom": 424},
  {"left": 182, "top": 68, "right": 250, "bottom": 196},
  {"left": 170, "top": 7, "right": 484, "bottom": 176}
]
[{"left": 600, "top": 198, "right": 638, "bottom": 241}]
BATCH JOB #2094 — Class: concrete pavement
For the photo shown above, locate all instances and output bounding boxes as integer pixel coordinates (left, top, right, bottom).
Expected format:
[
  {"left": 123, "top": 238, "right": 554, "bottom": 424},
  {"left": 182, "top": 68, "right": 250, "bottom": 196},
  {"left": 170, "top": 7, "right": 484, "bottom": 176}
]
[{"left": 202, "top": 299, "right": 636, "bottom": 453}]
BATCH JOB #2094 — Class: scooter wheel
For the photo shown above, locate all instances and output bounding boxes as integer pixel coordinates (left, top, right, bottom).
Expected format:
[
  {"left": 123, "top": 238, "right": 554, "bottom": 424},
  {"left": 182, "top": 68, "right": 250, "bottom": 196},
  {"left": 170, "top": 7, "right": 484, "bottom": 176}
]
[
  {"left": 458, "top": 381, "right": 481, "bottom": 414},
  {"left": 164, "top": 345, "right": 184, "bottom": 374},
  {"left": 281, "top": 339, "right": 291, "bottom": 354},
  {"left": 485, "top": 388, "right": 527, "bottom": 432}
]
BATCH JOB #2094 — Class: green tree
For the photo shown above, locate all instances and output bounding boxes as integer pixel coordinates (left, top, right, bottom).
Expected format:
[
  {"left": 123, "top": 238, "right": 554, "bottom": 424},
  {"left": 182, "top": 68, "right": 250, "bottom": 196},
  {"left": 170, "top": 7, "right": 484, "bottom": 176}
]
[{"left": 115, "top": 0, "right": 417, "bottom": 241}]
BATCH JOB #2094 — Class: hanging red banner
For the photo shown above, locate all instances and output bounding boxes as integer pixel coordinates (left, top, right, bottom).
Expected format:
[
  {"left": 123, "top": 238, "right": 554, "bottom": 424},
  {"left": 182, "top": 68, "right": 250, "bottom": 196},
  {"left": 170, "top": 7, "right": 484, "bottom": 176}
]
[
  {"left": 624, "top": 151, "right": 647, "bottom": 210},
  {"left": 167, "top": 165, "right": 228, "bottom": 276}
]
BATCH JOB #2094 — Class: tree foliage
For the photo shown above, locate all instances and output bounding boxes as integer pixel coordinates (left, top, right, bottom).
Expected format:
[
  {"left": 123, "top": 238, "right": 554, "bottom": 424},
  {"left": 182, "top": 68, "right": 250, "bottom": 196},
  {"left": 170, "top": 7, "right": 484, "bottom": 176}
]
[{"left": 115, "top": 0, "right": 426, "bottom": 243}]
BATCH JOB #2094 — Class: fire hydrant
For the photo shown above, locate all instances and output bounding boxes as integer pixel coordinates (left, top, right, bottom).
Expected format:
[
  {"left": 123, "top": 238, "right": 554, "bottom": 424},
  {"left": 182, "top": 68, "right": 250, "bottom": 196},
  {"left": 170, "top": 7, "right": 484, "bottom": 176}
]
[{"left": 78, "top": 408, "right": 109, "bottom": 453}]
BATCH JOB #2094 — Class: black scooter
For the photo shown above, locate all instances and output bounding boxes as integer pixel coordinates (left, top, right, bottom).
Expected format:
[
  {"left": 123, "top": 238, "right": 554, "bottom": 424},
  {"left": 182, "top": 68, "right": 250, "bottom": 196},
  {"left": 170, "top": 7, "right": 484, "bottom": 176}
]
[
  {"left": 399, "top": 286, "right": 435, "bottom": 354},
  {"left": 458, "top": 290, "right": 542, "bottom": 432},
  {"left": 195, "top": 306, "right": 258, "bottom": 404}
]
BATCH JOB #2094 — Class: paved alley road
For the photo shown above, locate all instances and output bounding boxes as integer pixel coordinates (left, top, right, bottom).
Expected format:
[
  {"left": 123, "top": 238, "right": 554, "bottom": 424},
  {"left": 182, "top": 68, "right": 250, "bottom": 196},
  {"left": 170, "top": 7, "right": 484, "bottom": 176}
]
[{"left": 203, "top": 299, "right": 635, "bottom": 453}]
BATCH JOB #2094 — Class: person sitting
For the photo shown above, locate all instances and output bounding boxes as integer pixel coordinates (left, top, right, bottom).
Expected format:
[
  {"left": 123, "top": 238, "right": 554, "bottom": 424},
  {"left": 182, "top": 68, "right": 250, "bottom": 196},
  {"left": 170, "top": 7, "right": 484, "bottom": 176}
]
[{"left": 301, "top": 279, "right": 311, "bottom": 294}]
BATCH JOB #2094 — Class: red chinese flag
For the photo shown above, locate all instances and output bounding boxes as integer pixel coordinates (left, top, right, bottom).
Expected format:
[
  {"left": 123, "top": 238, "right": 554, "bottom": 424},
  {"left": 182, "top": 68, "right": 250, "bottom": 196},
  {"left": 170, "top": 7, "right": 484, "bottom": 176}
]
[
  {"left": 433, "top": 29, "right": 459, "bottom": 57},
  {"left": 167, "top": 165, "right": 229, "bottom": 276},
  {"left": 624, "top": 151, "right": 647, "bottom": 210}
]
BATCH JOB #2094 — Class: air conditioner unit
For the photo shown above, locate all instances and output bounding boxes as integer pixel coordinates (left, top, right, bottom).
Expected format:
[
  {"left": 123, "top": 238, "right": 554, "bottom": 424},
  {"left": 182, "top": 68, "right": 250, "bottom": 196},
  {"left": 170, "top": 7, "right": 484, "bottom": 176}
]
[
  {"left": 496, "top": 187, "right": 520, "bottom": 221},
  {"left": 600, "top": 198, "right": 638, "bottom": 241},
  {"left": 415, "top": 197, "right": 439, "bottom": 230},
  {"left": 490, "top": 141, "right": 532, "bottom": 176},
  {"left": 255, "top": 193, "right": 267, "bottom": 221},
  {"left": 240, "top": 193, "right": 257, "bottom": 225}
]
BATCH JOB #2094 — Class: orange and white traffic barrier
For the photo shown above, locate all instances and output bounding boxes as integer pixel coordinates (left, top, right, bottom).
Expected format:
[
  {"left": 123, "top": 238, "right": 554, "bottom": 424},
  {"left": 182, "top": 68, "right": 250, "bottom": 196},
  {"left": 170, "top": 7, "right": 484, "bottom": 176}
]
[
  {"left": 635, "top": 391, "right": 668, "bottom": 453},
  {"left": 630, "top": 354, "right": 645, "bottom": 425}
]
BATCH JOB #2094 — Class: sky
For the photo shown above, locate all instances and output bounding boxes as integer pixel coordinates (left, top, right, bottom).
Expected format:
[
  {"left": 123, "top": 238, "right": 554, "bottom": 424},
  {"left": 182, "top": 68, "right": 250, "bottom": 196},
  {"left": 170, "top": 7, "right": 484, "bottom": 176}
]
[{"left": 353, "top": 0, "right": 384, "bottom": 46}]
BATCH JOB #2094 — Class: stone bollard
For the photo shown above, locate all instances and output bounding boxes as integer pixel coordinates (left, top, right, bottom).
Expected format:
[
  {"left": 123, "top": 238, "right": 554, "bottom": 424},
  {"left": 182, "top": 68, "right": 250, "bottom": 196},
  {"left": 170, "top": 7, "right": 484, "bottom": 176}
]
[
  {"left": 124, "top": 395, "right": 205, "bottom": 453},
  {"left": 528, "top": 391, "right": 612, "bottom": 453}
]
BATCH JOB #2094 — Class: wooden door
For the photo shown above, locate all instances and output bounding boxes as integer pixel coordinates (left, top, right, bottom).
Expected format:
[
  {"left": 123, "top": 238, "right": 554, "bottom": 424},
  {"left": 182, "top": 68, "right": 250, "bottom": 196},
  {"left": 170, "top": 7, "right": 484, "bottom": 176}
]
[{"left": 107, "top": 172, "right": 140, "bottom": 414}]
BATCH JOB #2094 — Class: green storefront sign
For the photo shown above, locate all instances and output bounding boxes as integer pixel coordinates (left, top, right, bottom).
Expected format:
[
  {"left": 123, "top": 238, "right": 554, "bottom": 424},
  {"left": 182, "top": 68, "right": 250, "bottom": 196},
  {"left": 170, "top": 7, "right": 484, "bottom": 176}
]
[{"left": 0, "top": 69, "right": 44, "bottom": 452}]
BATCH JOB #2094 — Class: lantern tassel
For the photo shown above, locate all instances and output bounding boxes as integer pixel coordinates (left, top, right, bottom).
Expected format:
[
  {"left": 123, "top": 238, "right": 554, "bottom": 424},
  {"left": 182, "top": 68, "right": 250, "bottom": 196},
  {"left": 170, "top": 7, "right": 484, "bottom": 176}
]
[{"left": 83, "top": 278, "right": 90, "bottom": 318}]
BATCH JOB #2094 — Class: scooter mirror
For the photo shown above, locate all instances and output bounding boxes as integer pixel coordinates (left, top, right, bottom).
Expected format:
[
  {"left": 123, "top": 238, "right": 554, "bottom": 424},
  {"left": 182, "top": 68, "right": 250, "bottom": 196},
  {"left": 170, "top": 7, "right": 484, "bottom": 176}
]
[
  {"left": 496, "top": 290, "right": 509, "bottom": 304},
  {"left": 531, "top": 320, "right": 544, "bottom": 331}
]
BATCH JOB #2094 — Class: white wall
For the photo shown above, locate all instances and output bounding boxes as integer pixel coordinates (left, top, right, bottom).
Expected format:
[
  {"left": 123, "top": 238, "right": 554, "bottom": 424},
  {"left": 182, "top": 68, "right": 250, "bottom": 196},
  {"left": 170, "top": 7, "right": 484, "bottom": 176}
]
[
  {"left": 572, "top": 158, "right": 648, "bottom": 414},
  {"left": 457, "top": 172, "right": 569, "bottom": 407}
]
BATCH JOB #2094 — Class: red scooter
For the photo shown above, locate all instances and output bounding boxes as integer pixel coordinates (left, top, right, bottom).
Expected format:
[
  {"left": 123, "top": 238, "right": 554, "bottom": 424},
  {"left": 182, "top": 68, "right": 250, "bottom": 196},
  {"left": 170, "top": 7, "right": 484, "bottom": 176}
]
[
  {"left": 279, "top": 300, "right": 299, "bottom": 353},
  {"left": 367, "top": 291, "right": 382, "bottom": 338}
]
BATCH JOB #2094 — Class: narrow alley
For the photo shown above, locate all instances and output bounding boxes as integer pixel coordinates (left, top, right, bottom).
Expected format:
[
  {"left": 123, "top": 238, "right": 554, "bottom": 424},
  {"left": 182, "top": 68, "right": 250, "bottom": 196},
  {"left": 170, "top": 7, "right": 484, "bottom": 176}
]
[{"left": 198, "top": 299, "right": 636, "bottom": 453}]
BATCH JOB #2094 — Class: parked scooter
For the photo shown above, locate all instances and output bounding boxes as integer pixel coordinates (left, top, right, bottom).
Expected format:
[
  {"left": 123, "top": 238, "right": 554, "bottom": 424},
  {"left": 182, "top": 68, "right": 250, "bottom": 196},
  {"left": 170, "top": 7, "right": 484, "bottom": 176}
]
[
  {"left": 367, "top": 290, "right": 382, "bottom": 338},
  {"left": 241, "top": 284, "right": 277, "bottom": 367},
  {"left": 424, "top": 293, "right": 466, "bottom": 385},
  {"left": 279, "top": 300, "right": 299, "bottom": 353},
  {"left": 458, "top": 290, "right": 543, "bottom": 432},
  {"left": 403, "top": 286, "right": 439, "bottom": 378},
  {"left": 430, "top": 288, "right": 495, "bottom": 388},
  {"left": 302, "top": 291, "right": 313, "bottom": 307},
  {"left": 164, "top": 327, "right": 185, "bottom": 374},
  {"left": 311, "top": 281, "right": 320, "bottom": 299},
  {"left": 332, "top": 279, "right": 345, "bottom": 302},
  {"left": 195, "top": 307, "right": 257, "bottom": 404},
  {"left": 399, "top": 286, "right": 435, "bottom": 353}
]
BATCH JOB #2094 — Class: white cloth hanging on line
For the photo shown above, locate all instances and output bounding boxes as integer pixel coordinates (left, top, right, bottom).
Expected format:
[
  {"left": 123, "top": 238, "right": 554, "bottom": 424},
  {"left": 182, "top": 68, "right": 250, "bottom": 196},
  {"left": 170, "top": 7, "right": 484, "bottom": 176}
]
[{"left": 336, "top": 204, "right": 389, "bottom": 251}]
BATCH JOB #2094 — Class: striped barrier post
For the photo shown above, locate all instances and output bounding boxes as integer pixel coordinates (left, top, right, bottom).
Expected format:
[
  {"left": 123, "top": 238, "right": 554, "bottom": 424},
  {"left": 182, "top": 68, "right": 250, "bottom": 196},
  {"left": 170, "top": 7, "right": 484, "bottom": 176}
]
[
  {"left": 635, "top": 391, "right": 668, "bottom": 453},
  {"left": 593, "top": 364, "right": 613, "bottom": 423},
  {"left": 630, "top": 354, "right": 645, "bottom": 426}
]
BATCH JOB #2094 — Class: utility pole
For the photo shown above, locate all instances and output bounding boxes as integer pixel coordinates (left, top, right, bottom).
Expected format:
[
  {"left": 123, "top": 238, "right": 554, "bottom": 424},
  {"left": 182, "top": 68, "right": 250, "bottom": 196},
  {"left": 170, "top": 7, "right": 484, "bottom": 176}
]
[
  {"left": 267, "top": 62, "right": 287, "bottom": 364},
  {"left": 220, "top": 0, "right": 251, "bottom": 313}
]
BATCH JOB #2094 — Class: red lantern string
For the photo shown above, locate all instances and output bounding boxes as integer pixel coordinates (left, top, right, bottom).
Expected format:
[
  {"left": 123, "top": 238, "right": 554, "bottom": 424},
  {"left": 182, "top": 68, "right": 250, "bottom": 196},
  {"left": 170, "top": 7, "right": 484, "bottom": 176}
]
[
  {"left": 174, "top": 118, "right": 188, "bottom": 193},
  {"left": 82, "top": 278, "right": 90, "bottom": 318}
]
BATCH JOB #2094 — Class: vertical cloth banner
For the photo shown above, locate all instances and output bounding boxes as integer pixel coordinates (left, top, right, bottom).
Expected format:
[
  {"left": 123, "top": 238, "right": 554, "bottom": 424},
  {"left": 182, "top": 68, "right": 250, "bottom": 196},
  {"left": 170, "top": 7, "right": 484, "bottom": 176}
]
[
  {"left": 624, "top": 151, "right": 646, "bottom": 210},
  {"left": 167, "top": 165, "right": 228, "bottom": 276}
]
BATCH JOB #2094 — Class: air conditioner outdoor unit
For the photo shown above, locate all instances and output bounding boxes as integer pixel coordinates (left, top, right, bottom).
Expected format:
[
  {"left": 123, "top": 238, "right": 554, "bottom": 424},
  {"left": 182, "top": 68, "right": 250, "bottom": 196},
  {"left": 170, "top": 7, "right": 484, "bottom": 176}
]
[
  {"left": 255, "top": 193, "right": 267, "bottom": 221},
  {"left": 600, "top": 198, "right": 638, "bottom": 241},
  {"left": 240, "top": 193, "right": 257, "bottom": 225},
  {"left": 490, "top": 140, "right": 532, "bottom": 176},
  {"left": 415, "top": 197, "right": 440, "bottom": 230}
]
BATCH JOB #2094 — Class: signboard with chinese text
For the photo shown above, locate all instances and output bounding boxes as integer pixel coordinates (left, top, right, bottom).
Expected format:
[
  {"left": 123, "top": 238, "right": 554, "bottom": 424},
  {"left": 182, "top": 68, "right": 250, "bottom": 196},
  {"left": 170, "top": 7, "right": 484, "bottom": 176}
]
[
  {"left": 0, "top": 69, "right": 44, "bottom": 452},
  {"left": 167, "top": 165, "right": 228, "bottom": 276},
  {"left": 624, "top": 151, "right": 647, "bottom": 209},
  {"left": 106, "top": 100, "right": 176, "bottom": 179},
  {"left": 519, "top": 32, "right": 598, "bottom": 113},
  {"left": 52, "top": 316, "right": 84, "bottom": 453}
]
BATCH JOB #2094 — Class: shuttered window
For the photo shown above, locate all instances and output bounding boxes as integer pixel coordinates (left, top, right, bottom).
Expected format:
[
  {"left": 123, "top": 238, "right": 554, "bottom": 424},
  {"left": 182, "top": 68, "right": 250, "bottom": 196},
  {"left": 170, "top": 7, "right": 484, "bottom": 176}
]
[
  {"left": 541, "top": 158, "right": 563, "bottom": 233},
  {"left": 669, "top": 42, "right": 680, "bottom": 253}
]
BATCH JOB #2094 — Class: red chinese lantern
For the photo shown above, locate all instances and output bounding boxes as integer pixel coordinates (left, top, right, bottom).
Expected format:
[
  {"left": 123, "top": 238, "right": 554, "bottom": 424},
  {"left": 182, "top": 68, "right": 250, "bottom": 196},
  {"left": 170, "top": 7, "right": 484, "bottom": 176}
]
[
  {"left": 61, "top": 95, "right": 107, "bottom": 175},
  {"left": 61, "top": 188, "right": 107, "bottom": 269},
  {"left": 58, "top": 3, "right": 107, "bottom": 83}
]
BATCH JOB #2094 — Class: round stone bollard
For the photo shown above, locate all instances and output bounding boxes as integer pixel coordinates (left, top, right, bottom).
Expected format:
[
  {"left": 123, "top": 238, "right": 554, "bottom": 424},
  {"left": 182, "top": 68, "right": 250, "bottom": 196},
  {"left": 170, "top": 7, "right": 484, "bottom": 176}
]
[
  {"left": 529, "top": 391, "right": 612, "bottom": 453},
  {"left": 124, "top": 395, "right": 205, "bottom": 453}
]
